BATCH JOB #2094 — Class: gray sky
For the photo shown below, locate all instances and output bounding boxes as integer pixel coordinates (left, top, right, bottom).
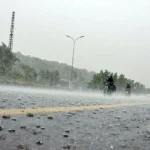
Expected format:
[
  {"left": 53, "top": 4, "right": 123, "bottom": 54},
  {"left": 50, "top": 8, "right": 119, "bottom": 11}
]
[{"left": 1, "top": 0, "right": 150, "bottom": 87}]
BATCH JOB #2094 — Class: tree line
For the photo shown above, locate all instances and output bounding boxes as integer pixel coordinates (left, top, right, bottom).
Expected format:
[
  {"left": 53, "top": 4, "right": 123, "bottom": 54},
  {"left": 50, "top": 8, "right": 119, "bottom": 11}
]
[
  {"left": 88, "top": 70, "right": 146, "bottom": 94},
  {"left": 0, "top": 42, "right": 148, "bottom": 93},
  {"left": 15, "top": 52, "right": 94, "bottom": 88},
  {"left": 0, "top": 43, "right": 60, "bottom": 86}
]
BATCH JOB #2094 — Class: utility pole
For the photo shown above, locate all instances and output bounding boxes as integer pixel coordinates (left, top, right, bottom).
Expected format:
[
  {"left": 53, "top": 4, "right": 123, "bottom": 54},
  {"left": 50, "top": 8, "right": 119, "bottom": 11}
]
[{"left": 9, "top": 11, "right": 15, "bottom": 51}]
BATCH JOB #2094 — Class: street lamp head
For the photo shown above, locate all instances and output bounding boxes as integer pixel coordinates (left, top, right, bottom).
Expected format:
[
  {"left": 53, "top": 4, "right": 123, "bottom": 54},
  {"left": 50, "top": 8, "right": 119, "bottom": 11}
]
[
  {"left": 66, "top": 35, "right": 70, "bottom": 38},
  {"left": 80, "top": 36, "right": 84, "bottom": 38}
]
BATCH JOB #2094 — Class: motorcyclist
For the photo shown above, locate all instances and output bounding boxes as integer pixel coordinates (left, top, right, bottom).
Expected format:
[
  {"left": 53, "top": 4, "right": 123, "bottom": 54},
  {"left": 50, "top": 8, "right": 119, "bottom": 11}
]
[
  {"left": 106, "top": 74, "right": 114, "bottom": 86},
  {"left": 126, "top": 82, "right": 131, "bottom": 90},
  {"left": 104, "top": 74, "right": 116, "bottom": 95},
  {"left": 125, "top": 82, "right": 131, "bottom": 94}
]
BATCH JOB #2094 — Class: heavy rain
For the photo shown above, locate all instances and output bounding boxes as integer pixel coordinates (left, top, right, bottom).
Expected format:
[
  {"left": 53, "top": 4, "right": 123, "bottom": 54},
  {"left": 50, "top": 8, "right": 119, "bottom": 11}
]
[{"left": 1, "top": 0, "right": 150, "bottom": 150}]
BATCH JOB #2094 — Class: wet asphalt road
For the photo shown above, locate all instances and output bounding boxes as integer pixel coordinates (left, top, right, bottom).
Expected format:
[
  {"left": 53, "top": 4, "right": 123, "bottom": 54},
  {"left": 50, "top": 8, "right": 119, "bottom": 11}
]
[{"left": 0, "top": 86, "right": 150, "bottom": 150}]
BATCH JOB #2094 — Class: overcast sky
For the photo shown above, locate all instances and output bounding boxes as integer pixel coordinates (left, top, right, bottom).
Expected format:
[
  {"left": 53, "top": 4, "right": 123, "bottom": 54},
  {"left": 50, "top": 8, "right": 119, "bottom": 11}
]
[{"left": 1, "top": 0, "right": 150, "bottom": 87}]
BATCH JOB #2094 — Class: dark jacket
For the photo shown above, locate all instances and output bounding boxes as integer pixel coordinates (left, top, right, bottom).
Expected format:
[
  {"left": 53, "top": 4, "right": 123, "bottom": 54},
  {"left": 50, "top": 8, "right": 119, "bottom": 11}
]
[
  {"left": 107, "top": 76, "right": 114, "bottom": 85},
  {"left": 126, "top": 84, "right": 131, "bottom": 89}
]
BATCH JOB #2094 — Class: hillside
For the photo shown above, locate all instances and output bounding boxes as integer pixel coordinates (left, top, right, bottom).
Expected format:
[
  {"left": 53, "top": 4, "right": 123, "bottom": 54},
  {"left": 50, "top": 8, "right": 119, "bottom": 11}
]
[
  {"left": 0, "top": 43, "right": 147, "bottom": 92},
  {"left": 14, "top": 52, "right": 95, "bottom": 87}
]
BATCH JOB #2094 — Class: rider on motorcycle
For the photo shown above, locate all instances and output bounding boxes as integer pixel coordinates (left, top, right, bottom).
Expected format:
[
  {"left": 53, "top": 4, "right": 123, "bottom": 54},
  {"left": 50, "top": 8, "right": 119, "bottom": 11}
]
[
  {"left": 106, "top": 74, "right": 114, "bottom": 86},
  {"left": 125, "top": 82, "right": 131, "bottom": 94},
  {"left": 104, "top": 74, "right": 116, "bottom": 95}
]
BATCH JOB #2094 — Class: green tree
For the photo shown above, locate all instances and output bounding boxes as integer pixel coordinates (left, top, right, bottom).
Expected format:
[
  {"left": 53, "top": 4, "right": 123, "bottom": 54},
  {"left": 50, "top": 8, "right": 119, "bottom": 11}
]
[
  {"left": 15, "top": 52, "right": 94, "bottom": 87},
  {"left": 52, "top": 70, "right": 60, "bottom": 85},
  {"left": 0, "top": 42, "right": 18, "bottom": 76},
  {"left": 20, "top": 64, "right": 37, "bottom": 82},
  {"left": 88, "top": 70, "right": 146, "bottom": 93},
  {"left": 39, "top": 70, "right": 60, "bottom": 86},
  {"left": 117, "top": 74, "right": 127, "bottom": 90},
  {"left": 88, "top": 70, "right": 111, "bottom": 90}
]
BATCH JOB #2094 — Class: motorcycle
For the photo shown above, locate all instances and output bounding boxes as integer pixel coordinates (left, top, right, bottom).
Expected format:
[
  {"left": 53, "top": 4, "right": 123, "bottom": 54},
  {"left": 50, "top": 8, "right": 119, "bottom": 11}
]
[
  {"left": 104, "top": 82, "right": 116, "bottom": 95},
  {"left": 125, "top": 88, "right": 131, "bottom": 96}
]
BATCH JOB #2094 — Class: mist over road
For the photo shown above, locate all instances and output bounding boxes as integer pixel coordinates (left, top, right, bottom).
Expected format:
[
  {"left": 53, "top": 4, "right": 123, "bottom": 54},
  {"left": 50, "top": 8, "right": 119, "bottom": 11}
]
[{"left": 0, "top": 86, "right": 150, "bottom": 150}]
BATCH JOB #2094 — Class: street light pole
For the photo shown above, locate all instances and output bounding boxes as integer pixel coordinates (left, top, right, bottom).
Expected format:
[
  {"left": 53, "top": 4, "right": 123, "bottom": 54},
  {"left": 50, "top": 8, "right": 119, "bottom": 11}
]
[
  {"left": 66, "top": 35, "right": 84, "bottom": 89},
  {"left": 71, "top": 41, "right": 75, "bottom": 82}
]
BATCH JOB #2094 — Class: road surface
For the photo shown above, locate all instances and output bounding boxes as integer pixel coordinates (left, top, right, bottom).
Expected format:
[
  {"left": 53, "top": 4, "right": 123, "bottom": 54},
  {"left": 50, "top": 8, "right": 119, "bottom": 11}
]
[{"left": 0, "top": 86, "right": 150, "bottom": 150}]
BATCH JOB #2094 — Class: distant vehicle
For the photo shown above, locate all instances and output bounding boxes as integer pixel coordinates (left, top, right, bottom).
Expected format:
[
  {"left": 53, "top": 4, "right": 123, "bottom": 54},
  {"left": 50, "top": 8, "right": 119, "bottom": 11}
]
[
  {"left": 104, "top": 75, "right": 116, "bottom": 95},
  {"left": 125, "top": 83, "right": 131, "bottom": 96},
  {"left": 104, "top": 82, "right": 116, "bottom": 95},
  {"left": 125, "top": 88, "right": 131, "bottom": 96}
]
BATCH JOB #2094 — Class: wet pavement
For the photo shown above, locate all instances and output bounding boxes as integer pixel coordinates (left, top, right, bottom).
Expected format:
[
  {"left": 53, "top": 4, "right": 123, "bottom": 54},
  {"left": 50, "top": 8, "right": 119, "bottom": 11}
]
[{"left": 0, "top": 86, "right": 150, "bottom": 150}]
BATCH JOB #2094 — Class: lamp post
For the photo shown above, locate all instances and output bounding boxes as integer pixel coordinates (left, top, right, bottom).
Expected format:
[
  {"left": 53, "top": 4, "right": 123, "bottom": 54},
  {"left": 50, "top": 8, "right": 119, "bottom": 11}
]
[{"left": 66, "top": 35, "right": 84, "bottom": 89}]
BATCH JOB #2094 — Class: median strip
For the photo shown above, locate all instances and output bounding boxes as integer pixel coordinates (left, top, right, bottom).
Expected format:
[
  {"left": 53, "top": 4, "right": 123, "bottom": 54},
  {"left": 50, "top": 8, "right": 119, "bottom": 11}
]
[{"left": 0, "top": 102, "right": 150, "bottom": 115}]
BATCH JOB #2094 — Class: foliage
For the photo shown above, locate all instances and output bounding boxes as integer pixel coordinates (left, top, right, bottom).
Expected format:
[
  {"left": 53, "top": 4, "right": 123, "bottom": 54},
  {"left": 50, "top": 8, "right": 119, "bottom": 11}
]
[
  {"left": 20, "top": 64, "right": 38, "bottom": 82},
  {"left": 0, "top": 43, "right": 60, "bottom": 86},
  {"left": 88, "top": 70, "right": 146, "bottom": 93},
  {"left": 15, "top": 52, "right": 94, "bottom": 87},
  {"left": 0, "top": 44, "right": 147, "bottom": 92},
  {"left": 0, "top": 42, "right": 18, "bottom": 75},
  {"left": 38, "top": 70, "right": 60, "bottom": 86}
]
